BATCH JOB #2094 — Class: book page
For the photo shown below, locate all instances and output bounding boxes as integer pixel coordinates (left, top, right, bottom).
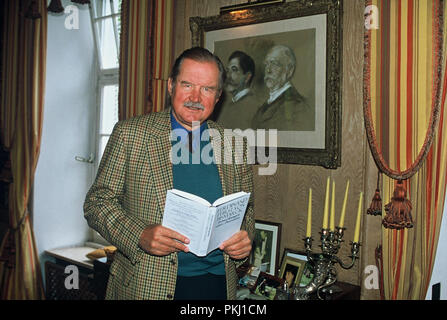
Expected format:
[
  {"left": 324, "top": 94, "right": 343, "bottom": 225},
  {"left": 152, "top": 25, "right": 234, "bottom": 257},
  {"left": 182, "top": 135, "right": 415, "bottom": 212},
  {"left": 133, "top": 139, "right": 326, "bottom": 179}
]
[
  {"left": 206, "top": 194, "right": 250, "bottom": 253},
  {"left": 170, "top": 189, "right": 211, "bottom": 207},
  {"left": 162, "top": 191, "right": 210, "bottom": 255},
  {"left": 212, "top": 191, "right": 248, "bottom": 207}
]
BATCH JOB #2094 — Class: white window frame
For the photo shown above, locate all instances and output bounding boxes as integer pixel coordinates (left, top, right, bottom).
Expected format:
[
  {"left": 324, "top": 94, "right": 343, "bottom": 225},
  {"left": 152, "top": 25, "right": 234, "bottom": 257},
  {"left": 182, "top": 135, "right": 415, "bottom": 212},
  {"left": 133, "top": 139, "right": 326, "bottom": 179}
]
[
  {"left": 88, "top": 0, "right": 121, "bottom": 245},
  {"left": 89, "top": 0, "right": 121, "bottom": 171}
]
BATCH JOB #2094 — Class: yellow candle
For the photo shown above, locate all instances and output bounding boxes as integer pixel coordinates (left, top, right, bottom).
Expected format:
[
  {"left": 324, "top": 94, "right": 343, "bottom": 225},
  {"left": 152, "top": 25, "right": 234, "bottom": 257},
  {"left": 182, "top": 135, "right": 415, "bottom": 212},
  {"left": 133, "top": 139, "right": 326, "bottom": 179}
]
[
  {"left": 338, "top": 180, "right": 350, "bottom": 228},
  {"left": 322, "top": 177, "right": 330, "bottom": 229},
  {"left": 353, "top": 192, "right": 363, "bottom": 243},
  {"left": 330, "top": 181, "right": 335, "bottom": 231},
  {"left": 306, "top": 188, "right": 312, "bottom": 237}
]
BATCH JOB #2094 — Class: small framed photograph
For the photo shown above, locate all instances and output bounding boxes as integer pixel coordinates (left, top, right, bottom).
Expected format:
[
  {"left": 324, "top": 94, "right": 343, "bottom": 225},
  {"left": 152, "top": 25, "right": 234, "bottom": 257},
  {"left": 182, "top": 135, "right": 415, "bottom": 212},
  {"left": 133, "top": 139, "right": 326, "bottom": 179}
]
[
  {"left": 238, "top": 265, "right": 261, "bottom": 290},
  {"left": 249, "top": 220, "right": 281, "bottom": 275},
  {"left": 253, "top": 272, "right": 284, "bottom": 300},
  {"left": 280, "top": 248, "right": 314, "bottom": 287},
  {"left": 278, "top": 254, "right": 306, "bottom": 288},
  {"left": 280, "top": 248, "right": 308, "bottom": 263}
]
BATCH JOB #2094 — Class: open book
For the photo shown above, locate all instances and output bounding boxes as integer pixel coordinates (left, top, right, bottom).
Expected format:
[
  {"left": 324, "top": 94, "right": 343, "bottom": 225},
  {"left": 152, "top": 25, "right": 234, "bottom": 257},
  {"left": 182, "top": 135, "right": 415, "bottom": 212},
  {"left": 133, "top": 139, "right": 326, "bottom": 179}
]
[{"left": 162, "top": 189, "right": 251, "bottom": 257}]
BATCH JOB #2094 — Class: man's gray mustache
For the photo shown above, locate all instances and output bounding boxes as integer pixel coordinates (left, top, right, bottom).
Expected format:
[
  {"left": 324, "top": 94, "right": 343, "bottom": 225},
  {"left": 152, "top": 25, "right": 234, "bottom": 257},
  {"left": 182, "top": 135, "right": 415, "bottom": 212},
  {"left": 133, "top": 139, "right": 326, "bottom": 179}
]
[{"left": 184, "top": 101, "right": 205, "bottom": 110}]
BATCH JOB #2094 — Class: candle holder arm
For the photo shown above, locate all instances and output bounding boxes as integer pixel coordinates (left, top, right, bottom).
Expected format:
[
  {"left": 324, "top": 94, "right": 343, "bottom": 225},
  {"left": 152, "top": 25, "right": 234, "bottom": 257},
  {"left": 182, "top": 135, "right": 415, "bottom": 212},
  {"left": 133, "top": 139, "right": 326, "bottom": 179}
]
[{"left": 332, "top": 242, "right": 361, "bottom": 269}]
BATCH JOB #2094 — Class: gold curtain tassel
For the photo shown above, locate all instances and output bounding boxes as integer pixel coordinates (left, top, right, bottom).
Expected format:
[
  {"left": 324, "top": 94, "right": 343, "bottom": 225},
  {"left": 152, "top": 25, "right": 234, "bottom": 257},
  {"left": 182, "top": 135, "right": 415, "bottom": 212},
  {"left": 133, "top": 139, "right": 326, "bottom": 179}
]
[
  {"left": 367, "top": 188, "right": 382, "bottom": 216},
  {"left": 382, "top": 180, "right": 413, "bottom": 229},
  {"left": 367, "top": 170, "right": 382, "bottom": 216}
]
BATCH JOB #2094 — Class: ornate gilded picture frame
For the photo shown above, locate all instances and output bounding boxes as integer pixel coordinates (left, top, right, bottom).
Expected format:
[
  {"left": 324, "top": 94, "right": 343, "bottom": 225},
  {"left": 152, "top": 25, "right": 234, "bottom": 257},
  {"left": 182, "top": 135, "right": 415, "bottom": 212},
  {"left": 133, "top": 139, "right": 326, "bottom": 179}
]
[{"left": 190, "top": 0, "right": 342, "bottom": 168}]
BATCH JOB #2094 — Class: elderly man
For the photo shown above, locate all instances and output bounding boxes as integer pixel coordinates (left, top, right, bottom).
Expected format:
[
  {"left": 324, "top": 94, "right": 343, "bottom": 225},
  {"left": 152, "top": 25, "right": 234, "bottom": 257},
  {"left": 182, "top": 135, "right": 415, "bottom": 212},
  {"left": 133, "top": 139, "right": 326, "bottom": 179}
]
[
  {"left": 252, "top": 45, "right": 314, "bottom": 131},
  {"left": 84, "top": 47, "right": 254, "bottom": 300},
  {"left": 216, "top": 51, "right": 261, "bottom": 130}
]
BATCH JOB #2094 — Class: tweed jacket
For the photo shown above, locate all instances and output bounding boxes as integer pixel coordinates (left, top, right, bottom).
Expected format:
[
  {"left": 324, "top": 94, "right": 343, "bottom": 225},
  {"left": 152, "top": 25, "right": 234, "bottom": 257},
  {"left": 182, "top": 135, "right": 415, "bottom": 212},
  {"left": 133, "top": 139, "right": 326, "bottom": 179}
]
[{"left": 83, "top": 108, "right": 255, "bottom": 300}]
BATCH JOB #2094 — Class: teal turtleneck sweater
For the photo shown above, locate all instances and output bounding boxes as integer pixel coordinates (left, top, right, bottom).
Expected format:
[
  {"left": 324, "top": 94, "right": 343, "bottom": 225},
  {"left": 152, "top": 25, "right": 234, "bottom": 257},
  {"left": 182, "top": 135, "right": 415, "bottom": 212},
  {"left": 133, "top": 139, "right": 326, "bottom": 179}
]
[{"left": 170, "top": 112, "right": 225, "bottom": 276}]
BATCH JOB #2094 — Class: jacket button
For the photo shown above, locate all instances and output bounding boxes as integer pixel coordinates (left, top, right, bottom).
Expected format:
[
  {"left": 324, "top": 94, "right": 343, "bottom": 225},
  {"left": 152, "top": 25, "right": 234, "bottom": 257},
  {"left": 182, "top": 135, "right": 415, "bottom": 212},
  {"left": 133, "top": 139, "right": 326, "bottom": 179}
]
[{"left": 167, "top": 294, "right": 173, "bottom": 299}]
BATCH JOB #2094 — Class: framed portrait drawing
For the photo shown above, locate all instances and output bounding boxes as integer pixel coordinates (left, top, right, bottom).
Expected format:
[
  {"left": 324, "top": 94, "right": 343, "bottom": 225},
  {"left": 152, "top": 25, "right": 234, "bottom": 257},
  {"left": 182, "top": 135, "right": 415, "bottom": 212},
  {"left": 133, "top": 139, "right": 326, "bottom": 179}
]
[
  {"left": 249, "top": 220, "right": 281, "bottom": 275},
  {"left": 190, "top": 0, "right": 343, "bottom": 168}
]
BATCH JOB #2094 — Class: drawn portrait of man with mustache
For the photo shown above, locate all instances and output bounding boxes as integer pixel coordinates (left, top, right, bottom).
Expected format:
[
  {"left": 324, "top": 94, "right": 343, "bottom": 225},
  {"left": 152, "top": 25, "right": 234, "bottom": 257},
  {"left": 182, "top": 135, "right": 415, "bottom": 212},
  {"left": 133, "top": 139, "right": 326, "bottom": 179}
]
[
  {"left": 215, "top": 51, "right": 262, "bottom": 130},
  {"left": 252, "top": 45, "right": 314, "bottom": 132}
]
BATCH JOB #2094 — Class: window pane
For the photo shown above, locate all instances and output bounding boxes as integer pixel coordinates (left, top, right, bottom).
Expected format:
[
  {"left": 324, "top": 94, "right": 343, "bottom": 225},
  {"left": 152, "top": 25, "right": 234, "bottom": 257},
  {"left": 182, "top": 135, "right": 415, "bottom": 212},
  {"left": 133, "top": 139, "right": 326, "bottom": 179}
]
[
  {"left": 115, "top": 16, "right": 121, "bottom": 52},
  {"left": 93, "top": 0, "right": 110, "bottom": 17},
  {"left": 103, "top": 0, "right": 112, "bottom": 15},
  {"left": 100, "top": 0, "right": 121, "bottom": 16},
  {"left": 92, "top": 0, "right": 103, "bottom": 18},
  {"left": 92, "top": 0, "right": 121, "bottom": 18},
  {"left": 112, "top": 0, "right": 121, "bottom": 14},
  {"left": 100, "top": 85, "right": 119, "bottom": 134},
  {"left": 96, "top": 18, "right": 118, "bottom": 69},
  {"left": 98, "top": 136, "right": 110, "bottom": 163}
]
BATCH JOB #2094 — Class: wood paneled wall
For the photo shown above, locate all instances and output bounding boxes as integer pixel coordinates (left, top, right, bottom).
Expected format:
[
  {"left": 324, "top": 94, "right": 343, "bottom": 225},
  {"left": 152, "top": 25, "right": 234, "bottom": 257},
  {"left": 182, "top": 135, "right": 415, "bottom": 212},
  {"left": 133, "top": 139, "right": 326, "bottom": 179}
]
[{"left": 173, "top": 0, "right": 382, "bottom": 299}]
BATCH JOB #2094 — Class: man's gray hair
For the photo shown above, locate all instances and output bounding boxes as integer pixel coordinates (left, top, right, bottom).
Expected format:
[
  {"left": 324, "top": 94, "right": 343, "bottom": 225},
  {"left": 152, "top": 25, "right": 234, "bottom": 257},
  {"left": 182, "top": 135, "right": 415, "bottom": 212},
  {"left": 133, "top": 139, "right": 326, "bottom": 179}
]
[{"left": 270, "top": 45, "right": 296, "bottom": 77}]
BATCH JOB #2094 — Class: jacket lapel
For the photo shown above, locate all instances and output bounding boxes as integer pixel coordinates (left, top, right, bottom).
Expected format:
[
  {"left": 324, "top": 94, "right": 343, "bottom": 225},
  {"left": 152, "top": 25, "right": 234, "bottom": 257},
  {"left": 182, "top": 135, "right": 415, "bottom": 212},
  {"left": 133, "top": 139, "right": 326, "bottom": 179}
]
[{"left": 145, "top": 110, "right": 173, "bottom": 217}]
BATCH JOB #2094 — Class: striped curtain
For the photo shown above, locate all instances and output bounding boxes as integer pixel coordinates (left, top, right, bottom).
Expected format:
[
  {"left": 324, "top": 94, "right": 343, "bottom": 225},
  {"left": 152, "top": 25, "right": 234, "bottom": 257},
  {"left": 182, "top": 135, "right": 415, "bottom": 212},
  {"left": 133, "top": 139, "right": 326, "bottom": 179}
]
[
  {"left": 364, "top": 0, "right": 447, "bottom": 299},
  {"left": 151, "top": 0, "right": 174, "bottom": 113},
  {"left": 0, "top": 0, "right": 47, "bottom": 299},
  {"left": 118, "top": 0, "right": 174, "bottom": 120}
]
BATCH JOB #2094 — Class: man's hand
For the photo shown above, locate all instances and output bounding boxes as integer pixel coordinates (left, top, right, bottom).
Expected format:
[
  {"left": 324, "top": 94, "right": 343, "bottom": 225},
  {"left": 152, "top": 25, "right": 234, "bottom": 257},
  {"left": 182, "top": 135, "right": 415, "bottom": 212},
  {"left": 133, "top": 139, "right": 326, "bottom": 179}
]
[
  {"left": 139, "top": 224, "right": 190, "bottom": 256},
  {"left": 219, "top": 230, "right": 252, "bottom": 260}
]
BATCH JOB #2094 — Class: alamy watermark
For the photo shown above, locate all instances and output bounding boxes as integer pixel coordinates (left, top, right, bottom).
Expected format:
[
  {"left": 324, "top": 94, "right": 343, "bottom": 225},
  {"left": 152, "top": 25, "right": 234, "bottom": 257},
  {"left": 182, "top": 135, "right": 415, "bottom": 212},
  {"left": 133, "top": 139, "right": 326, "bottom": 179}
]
[
  {"left": 365, "top": 5, "right": 379, "bottom": 30},
  {"left": 64, "top": 265, "right": 79, "bottom": 290},
  {"left": 170, "top": 122, "right": 278, "bottom": 176},
  {"left": 64, "top": 5, "right": 79, "bottom": 30},
  {"left": 364, "top": 265, "right": 380, "bottom": 290}
]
